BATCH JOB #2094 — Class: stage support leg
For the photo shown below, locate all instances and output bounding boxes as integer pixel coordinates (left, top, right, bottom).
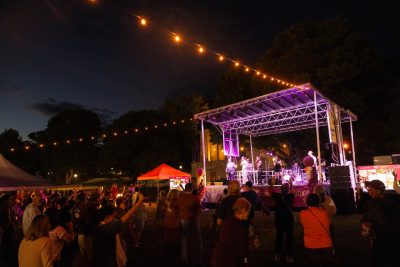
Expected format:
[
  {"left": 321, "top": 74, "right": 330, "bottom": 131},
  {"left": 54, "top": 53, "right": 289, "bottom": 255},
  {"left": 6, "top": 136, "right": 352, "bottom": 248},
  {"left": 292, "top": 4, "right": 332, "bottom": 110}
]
[
  {"left": 201, "top": 120, "right": 207, "bottom": 185},
  {"left": 350, "top": 118, "right": 356, "bottom": 170},
  {"left": 314, "top": 91, "right": 323, "bottom": 182},
  {"left": 249, "top": 135, "right": 255, "bottom": 185}
]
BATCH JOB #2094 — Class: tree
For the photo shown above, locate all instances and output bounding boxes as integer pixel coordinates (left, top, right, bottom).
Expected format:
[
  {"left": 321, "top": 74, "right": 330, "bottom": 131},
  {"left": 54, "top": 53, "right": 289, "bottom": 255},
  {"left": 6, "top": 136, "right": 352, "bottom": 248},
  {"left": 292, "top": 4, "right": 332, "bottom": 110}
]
[
  {"left": 214, "top": 17, "right": 387, "bottom": 164},
  {"left": 0, "top": 129, "right": 41, "bottom": 174},
  {"left": 28, "top": 109, "right": 102, "bottom": 182},
  {"left": 98, "top": 110, "right": 183, "bottom": 179}
]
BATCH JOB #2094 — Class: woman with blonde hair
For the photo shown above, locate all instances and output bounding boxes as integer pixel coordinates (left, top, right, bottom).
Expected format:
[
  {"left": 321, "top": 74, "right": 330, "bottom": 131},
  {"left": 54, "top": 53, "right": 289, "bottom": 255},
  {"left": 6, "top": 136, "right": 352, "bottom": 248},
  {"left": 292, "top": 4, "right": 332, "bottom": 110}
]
[{"left": 18, "top": 214, "right": 53, "bottom": 267}]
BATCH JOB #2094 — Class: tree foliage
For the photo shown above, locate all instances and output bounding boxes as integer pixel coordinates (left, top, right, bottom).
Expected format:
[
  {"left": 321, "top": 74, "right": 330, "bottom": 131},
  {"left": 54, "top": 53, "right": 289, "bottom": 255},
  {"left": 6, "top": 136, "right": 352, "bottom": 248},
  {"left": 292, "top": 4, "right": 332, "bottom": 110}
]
[
  {"left": 215, "top": 17, "right": 392, "bottom": 164},
  {"left": 28, "top": 109, "right": 102, "bottom": 181}
]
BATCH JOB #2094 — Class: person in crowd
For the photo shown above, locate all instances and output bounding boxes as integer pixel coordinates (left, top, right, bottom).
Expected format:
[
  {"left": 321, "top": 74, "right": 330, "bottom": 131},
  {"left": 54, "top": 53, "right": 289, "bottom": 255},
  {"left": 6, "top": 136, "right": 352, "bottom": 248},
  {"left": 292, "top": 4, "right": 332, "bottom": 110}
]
[
  {"left": 177, "top": 182, "right": 202, "bottom": 264},
  {"left": 361, "top": 179, "right": 400, "bottom": 267},
  {"left": 91, "top": 192, "right": 144, "bottom": 267},
  {"left": 393, "top": 174, "right": 400, "bottom": 194},
  {"left": 163, "top": 189, "right": 181, "bottom": 266},
  {"left": 216, "top": 180, "right": 241, "bottom": 226},
  {"left": 0, "top": 195, "right": 23, "bottom": 267},
  {"left": 241, "top": 182, "right": 258, "bottom": 219},
  {"left": 314, "top": 184, "right": 336, "bottom": 250},
  {"left": 272, "top": 183, "right": 295, "bottom": 263},
  {"left": 114, "top": 198, "right": 128, "bottom": 267},
  {"left": 211, "top": 197, "right": 253, "bottom": 267},
  {"left": 75, "top": 191, "right": 97, "bottom": 262},
  {"left": 111, "top": 184, "right": 119, "bottom": 202},
  {"left": 45, "top": 207, "right": 74, "bottom": 266},
  {"left": 22, "top": 193, "right": 43, "bottom": 235},
  {"left": 18, "top": 214, "right": 53, "bottom": 267},
  {"left": 300, "top": 193, "right": 333, "bottom": 266},
  {"left": 153, "top": 190, "right": 167, "bottom": 227},
  {"left": 132, "top": 186, "right": 147, "bottom": 248}
]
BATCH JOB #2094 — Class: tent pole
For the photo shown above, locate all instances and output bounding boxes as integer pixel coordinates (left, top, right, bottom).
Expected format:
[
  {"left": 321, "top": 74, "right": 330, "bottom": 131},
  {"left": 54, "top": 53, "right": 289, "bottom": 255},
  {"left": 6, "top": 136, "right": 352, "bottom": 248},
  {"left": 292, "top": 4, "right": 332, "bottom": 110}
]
[
  {"left": 201, "top": 119, "right": 207, "bottom": 185},
  {"left": 314, "top": 91, "right": 323, "bottom": 182},
  {"left": 249, "top": 134, "right": 255, "bottom": 184}
]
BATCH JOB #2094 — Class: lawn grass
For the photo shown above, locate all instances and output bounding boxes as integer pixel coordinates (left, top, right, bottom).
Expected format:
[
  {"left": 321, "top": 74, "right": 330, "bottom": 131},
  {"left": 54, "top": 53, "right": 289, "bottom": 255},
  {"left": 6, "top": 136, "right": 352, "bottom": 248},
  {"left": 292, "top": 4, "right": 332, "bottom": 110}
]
[{"left": 127, "top": 208, "right": 372, "bottom": 267}]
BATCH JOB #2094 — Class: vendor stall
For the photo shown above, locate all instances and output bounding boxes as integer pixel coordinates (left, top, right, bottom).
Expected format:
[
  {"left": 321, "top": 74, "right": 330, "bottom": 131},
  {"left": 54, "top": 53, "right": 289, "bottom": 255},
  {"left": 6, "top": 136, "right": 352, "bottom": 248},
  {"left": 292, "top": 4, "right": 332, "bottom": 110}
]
[
  {"left": 357, "top": 165, "right": 400, "bottom": 190},
  {"left": 137, "top": 164, "right": 191, "bottom": 200}
]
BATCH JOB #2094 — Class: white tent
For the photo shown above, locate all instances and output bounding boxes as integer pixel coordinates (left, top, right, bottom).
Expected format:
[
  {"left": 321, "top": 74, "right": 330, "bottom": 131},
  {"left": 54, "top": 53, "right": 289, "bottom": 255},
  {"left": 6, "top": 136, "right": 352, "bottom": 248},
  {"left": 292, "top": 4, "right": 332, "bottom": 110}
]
[{"left": 0, "top": 153, "right": 49, "bottom": 191}]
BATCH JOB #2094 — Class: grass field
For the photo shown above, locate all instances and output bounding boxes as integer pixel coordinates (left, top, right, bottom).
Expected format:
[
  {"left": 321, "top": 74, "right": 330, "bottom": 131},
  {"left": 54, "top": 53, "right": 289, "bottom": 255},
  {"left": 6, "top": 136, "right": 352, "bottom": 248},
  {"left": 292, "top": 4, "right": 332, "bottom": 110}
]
[{"left": 127, "top": 208, "right": 372, "bottom": 267}]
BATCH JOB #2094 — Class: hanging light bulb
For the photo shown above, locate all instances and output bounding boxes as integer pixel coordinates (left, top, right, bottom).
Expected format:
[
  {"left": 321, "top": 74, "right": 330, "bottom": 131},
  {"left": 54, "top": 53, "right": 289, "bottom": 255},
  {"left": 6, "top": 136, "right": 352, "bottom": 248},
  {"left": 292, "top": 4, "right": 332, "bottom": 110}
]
[
  {"left": 198, "top": 46, "right": 204, "bottom": 54},
  {"left": 218, "top": 55, "right": 224, "bottom": 61},
  {"left": 140, "top": 18, "right": 147, "bottom": 26},
  {"left": 234, "top": 61, "right": 240, "bottom": 67},
  {"left": 174, "top": 35, "right": 181, "bottom": 43}
]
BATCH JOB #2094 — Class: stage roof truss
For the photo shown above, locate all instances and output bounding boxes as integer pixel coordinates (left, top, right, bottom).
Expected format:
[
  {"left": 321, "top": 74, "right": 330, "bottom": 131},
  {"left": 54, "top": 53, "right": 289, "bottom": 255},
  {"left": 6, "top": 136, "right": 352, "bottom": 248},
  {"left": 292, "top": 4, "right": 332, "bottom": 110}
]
[{"left": 194, "top": 83, "right": 357, "bottom": 137}]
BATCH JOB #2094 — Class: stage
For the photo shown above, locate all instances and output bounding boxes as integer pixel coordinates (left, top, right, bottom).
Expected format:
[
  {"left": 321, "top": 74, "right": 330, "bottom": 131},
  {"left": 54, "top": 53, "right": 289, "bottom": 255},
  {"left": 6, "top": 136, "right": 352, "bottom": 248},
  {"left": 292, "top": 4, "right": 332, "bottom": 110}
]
[{"left": 203, "top": 183, "right": 330, "bottom": 209}]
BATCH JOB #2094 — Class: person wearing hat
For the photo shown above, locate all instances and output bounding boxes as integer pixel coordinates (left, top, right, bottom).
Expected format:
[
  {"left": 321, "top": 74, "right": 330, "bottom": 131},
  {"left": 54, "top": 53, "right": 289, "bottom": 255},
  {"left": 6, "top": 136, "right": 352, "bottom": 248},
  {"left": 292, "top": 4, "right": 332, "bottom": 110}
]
[{"left": 362, "top": 179, "right": 400, "bottom": 267}]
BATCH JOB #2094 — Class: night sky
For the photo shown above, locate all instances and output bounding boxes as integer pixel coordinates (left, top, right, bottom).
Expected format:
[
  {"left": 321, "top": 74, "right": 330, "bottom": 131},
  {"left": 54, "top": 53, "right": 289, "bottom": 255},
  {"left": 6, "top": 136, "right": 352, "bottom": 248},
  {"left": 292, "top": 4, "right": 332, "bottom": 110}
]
[{"left": 1, "top": 0, "right": 399, "bottom": 139}]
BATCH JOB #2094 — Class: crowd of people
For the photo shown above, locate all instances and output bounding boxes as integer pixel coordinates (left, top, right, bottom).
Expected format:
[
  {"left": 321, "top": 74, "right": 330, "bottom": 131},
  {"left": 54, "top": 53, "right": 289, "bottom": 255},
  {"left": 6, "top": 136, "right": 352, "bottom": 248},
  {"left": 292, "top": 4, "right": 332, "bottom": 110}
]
[{"left": 0, "top": 178, "right": 400, "bottom": 267}]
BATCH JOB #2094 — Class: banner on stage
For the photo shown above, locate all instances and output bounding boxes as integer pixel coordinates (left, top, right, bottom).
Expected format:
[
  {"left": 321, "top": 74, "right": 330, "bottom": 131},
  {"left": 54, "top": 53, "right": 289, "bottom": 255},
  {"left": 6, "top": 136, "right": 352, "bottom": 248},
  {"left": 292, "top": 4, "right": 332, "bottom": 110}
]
[
  {"left": 327, "top": 104, "right": 338, "bottom": 143},
  {"left": 223, "top": 130, "right": 239, "bottom": 157}
]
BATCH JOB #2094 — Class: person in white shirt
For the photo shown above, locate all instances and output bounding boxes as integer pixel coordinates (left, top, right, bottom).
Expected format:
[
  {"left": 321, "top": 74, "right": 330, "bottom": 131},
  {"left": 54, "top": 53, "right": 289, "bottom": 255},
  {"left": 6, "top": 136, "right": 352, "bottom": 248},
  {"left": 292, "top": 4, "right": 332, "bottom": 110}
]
[
  {"left": 22, "top": 194, "right": 43, "bottom": 235},
  {"left": 308, "top": 151, "right": 317, "bottom": 167}
]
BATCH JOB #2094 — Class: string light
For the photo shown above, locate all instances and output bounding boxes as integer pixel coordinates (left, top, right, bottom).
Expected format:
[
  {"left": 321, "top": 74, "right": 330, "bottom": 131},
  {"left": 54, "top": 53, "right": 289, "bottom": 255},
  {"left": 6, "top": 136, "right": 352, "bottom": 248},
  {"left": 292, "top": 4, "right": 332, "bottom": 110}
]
[
  {"left": 5, "top": 117, "right": 196, "bottom": 152},
  {"left": 89, "top": 8, "right": 298, "bottom": 87},
  {"left": 173, "top": 34, "right": 181, "bottom": 43}
]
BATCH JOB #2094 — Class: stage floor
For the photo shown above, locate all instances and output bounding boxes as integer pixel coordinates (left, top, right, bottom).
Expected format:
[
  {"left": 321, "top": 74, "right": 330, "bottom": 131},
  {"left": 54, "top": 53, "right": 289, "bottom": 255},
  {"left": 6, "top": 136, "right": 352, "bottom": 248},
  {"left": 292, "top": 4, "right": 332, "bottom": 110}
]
[{"left": 204, "top": 183, "right": 331, "bottom": 209}]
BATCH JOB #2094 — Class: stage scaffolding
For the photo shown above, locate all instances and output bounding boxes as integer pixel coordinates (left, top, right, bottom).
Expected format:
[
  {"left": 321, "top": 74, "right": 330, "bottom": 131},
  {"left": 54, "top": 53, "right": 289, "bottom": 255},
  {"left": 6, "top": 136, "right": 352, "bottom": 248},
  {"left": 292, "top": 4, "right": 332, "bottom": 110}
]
[{"left": 194, "top": 83, "right": 358, "bottom": 185}]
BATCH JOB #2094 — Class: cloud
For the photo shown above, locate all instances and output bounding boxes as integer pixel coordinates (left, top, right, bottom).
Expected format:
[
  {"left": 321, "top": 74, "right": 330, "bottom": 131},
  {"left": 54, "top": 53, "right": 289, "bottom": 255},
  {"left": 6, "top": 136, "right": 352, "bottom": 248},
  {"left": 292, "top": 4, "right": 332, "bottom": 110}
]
[
  {"left": 29, "top": 98, "right": 115, "bottom": 126},
  {"left": 29, "top": 98, "right": 84, "bottom": 116}
]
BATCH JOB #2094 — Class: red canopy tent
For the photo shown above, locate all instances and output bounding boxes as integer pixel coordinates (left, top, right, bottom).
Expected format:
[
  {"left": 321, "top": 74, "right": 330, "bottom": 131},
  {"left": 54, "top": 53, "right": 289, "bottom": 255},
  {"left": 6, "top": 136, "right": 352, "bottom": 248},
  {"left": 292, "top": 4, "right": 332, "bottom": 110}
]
[
  {"left": 137, "top": 164, "right": 191, "bottom": 195},
  {"left": 138, "top": 164, "right": 191, "bottom": 180}
]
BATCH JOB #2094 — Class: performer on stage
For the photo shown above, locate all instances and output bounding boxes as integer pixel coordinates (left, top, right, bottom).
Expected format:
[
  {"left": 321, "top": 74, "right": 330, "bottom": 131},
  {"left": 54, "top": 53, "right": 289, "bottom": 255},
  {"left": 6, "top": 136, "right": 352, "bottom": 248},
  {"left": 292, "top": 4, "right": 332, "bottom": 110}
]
[
  {"left": 308, "top": 151, "right": 317, "bottom": 167},
  {"left": 255, "top": 155, "right": 263, "bottom": 185},
  {"left": 226, "top": 158, "right": 237, "bottom": 181},
  {"left": 241, "top": 156, "right": 249, "bottom": 183},
  {"left": 273, "top": 157, "right": 282, "bottom": 184}
]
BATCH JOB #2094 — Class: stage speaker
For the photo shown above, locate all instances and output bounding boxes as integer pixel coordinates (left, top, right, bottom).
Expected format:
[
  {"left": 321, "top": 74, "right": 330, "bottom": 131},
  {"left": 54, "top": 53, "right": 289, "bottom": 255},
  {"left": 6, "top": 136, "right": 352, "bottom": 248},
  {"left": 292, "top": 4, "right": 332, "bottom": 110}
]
[
  {"left": 328, "top": 166, "right": 350, "bottom": 178},
  {"left": 330, "top": 188, "right": 356, "bottom": 214},
  {"left": 327, "top": 166, "right": 351, "bottom": 188}
]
